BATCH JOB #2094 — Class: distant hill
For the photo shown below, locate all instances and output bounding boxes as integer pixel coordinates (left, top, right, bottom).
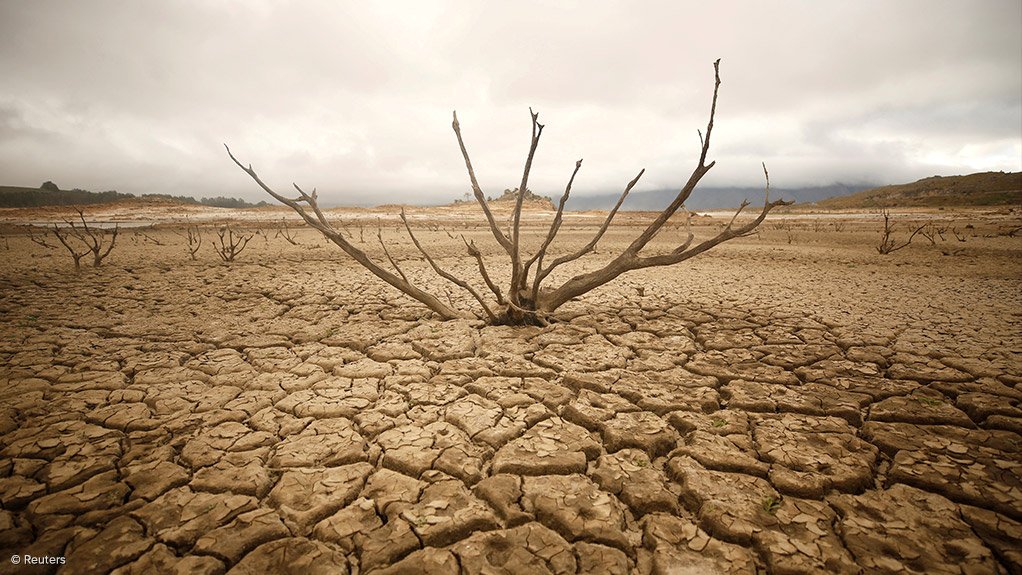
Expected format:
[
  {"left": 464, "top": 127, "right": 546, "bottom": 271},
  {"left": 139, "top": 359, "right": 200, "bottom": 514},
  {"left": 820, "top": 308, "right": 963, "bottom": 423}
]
[
  {"left": 0, "top": 185, "right": 134, "bottom": 207},
  {"left": 0, "top": 185, "right": 270, "bottom": 209},
  {"left": 451, "top": 187, "right": 556, "bottom": 210},
  {"left": 565, "top": 183, "right": 873, "bottom": 212},
  {"left": 811, "top": 172, "right": 1021, "bottom": 209}
]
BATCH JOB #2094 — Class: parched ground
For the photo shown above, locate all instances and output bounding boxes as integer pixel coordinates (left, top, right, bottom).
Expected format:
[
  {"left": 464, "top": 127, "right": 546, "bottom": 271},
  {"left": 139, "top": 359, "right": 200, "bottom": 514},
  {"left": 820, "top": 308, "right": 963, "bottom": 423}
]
[{"left": 1, "top": 206, "right": 1021, "bottom": 574}]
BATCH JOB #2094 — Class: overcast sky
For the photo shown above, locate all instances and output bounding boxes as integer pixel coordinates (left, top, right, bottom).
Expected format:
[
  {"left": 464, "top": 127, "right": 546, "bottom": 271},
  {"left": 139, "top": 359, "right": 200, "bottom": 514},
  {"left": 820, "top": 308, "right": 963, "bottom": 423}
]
[{"left": 1, "top": 1, "right": 1019, "bottom": 206}]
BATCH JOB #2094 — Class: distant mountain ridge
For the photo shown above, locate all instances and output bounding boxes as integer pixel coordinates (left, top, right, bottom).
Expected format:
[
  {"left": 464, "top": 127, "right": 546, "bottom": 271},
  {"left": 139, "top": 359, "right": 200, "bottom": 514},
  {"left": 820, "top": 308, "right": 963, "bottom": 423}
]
[
  {"left": 565, "top": 183, "right": 874, "bottom": 211},
  {"left": 811, "top": 171, "right": 1021, "bottom": 208},
  {"left": 6, "top": 170, "right": 1016, "bottom": 211}
]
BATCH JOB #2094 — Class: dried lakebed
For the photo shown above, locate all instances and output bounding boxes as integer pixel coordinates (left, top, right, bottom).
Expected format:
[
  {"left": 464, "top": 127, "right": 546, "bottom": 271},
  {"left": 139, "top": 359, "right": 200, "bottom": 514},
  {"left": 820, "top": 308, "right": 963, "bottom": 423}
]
[{"left": 0, "top": 219, "right": 1021, "bottom": 574}]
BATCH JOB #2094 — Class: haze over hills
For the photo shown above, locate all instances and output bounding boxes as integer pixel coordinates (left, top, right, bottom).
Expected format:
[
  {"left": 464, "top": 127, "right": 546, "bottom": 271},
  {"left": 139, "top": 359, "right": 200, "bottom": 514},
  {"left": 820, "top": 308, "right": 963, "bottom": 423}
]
[
  {"left": 2, "top": 182, "right": 870, "bottom": 211},
  {"left": 810, "top": 171, "right": 1021, "bottom": 209},
  {"left": 564, "top": 183, "right": 875, "bottom": 211},
  {"left": 3, "top": 171, "right": 1019, "bottom": 211}
]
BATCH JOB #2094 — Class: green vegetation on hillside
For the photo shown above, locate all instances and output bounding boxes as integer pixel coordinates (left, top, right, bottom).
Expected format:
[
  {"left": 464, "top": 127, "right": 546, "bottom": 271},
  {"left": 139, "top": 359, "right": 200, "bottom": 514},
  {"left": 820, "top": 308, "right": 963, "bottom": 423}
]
[
  {"left": 813, "top": 171, "right": 1021, "bottom": 209},
  {"left": 0, "top": 184, "right": 270, "bottom": 209}
]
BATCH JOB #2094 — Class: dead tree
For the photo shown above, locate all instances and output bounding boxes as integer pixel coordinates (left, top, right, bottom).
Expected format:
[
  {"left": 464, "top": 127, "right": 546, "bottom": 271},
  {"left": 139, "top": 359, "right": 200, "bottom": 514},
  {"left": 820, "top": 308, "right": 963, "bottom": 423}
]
[
  {"left": 52, "top": 225, "right": 90, "bottom": 270},
  {"left": 187, "top": 225, "right": 203, "bottom": 259},
  {"left": 876, "top": 209, "right": 924, "bottom": 255},
  {"left": 173, "top": 225, "right": 204, "bottom": 260},
  {"left": 227, "top": 60, "right": 791, "bottom": 325},
  {"left": 138, "top": 229, "right": 164, "bottom": 245},
  {"left": 28, "top": 227, "right": 55, "bottom": 249},
  {"left": 918, "top": 223, "right": 942, "bottom": 246},
  {"left": 49, "top": 208, "right": 119, "bottom": 270},
  {"left": 213, "top": 224, "right": 252, "bottom": 262},
  {"left": 275, "top": 218, "right": 300, "bottom": 245}
]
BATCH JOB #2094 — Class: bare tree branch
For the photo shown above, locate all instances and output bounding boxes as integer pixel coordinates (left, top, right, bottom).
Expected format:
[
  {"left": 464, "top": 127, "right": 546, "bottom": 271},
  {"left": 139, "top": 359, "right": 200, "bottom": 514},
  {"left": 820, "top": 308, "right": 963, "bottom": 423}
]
[
  {"left": 463, "top": 236, "right": 505, "bottom": 305},
  {"left": 531, "top": 168, "right": 644, "bottom": 299},
  {"left": 51, "top": 224, "right": 88, "bottom": 271},
  {"left": 226, "top": 145, "right": 464, "bottom": 320},
  {"left": 537, "top": 157, "right": 790, "bottom": 311},
  {"left": 400, "top": 210, "right": 497, "bottom": 323},
  {"left": 508, "top": 108, "right": 545, "bottom": 308},
  {"left": 29, "top": 227, "right": 55, "bottom": 249},
  {"left": 186, "top": 225, "right": 203, "bottom": 259},
  {"left": 876, "top": 209, "right": 925, "bottom": 254},
  {"left": 377, "top": 224, "right": 409, "bottom": 284},
  {"left": 96, "top": 225, "right": 119, "bottom": 266},
  {"left": 276, "top": 218, "right": 300, "bottom": 245},
  {"left": 522, "top": 158, "right": 582, "bottom": 288},
  {"left": 620, "top": 60, "right": 721, "bottom": 257},
  {"left": 451, "top": 112, "right": 513, "bottom": 254},
  {"left": 50, "top": 208, "right": 119, "bottom": 268},
  {"left": 212, "top": 224, "right": 252, "bottom": 262}
]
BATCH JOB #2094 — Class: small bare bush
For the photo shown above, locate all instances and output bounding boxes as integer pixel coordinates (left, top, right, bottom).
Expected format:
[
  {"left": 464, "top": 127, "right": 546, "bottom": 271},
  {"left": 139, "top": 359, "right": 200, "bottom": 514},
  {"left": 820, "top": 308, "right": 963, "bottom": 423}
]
[
  {"left": 918, "top": 223, "right": 948, "bottom": 246},
  {"left": 137, "top": 229, "right": 164, "bottom": 245},
  {"left": 212, "top": 224, "right": 252, "bottom": 262},
  {"left": 50, "top": 208, "right": 119, "bottom": 270},
  {"left": 275, "top": 219, "right": 300, "bottom": 245},
  {"left": 876, "top": 209, "right": 924, "bottom": 255},
  {"left": 28, "top": 227, "right": 55, "bottom": 249},
  {"left": 174, "top": 225, "right": 204, "bottom": 260}
]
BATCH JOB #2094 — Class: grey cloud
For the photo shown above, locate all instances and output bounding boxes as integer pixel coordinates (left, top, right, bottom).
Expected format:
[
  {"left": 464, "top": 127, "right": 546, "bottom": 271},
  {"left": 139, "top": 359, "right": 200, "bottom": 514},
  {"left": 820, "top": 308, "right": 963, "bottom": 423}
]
[{"left": 0, "top": 0, "right": 1018, "bottom": 204}]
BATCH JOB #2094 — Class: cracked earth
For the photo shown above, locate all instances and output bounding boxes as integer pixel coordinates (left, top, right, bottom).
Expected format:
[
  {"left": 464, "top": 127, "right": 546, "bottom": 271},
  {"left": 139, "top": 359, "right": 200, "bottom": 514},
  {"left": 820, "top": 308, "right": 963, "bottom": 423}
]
[{"left": 1, "top": 208, "right": 1020, "bottom": 574}]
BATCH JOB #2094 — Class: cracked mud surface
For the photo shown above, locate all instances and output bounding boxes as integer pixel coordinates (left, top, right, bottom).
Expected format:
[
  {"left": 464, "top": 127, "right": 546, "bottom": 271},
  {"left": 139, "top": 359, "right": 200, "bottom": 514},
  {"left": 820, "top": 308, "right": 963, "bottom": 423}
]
[{"left": 1, "top": 208, "right": 1021, "bottom": 573}]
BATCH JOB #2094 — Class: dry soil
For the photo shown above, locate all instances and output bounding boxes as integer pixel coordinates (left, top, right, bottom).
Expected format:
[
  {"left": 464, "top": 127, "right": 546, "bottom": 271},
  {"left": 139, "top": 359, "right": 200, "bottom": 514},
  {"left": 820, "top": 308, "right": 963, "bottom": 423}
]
[{"left": 0, "top": 204, "right": 1020, "bottom": 574}]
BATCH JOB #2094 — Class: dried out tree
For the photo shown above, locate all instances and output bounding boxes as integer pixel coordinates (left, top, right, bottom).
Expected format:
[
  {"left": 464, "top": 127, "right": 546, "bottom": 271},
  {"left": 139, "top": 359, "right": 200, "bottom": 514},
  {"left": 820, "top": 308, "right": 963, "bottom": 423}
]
[
  {"left": 186, "top": 225, "right": 203, "bottom": 259},
  {"left": 49, "top": 208, "right": 119, "bottom": 270},
  {"left": 137, "top": 229, "right": 164, "bottom": 245},
  {"left": 173, "top": 225, "right": 204, "bottom": 260},
  {"left": 28, "top": 227, "right": 55, "bottom": 249},
  {"left": 212, "top": 224, "right": 252, "bottom": 262},
  {"left": 876, "top": 209, "right": 925, "bottom": 255},
  {"left": 227, "top": 60, "right": 791, "bottom": 325},
  {"left": 51, "top": 226, "right": 89, "bottom": 270},
  {"left": 275, "top": 218, "right": 300, "bottom": 245}
]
